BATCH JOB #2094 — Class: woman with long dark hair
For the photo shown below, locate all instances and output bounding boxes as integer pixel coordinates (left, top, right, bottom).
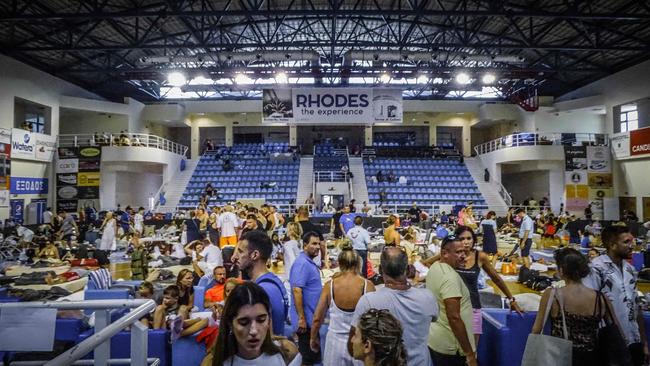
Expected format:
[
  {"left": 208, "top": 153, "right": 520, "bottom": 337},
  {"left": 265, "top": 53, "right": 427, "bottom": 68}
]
[
  {"left": 211, "top": 282, "right": 300, "bottom": 366},
  {"left": 176, "top": 269, "right": 195, "bottom": 319}
]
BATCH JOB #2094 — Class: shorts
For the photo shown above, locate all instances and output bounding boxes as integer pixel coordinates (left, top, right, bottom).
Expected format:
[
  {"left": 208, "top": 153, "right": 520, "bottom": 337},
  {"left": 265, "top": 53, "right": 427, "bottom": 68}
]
[
  {"left": 219, "top": 235, "right": 237, "bottom": 248},
  {"left": 472, "top": 308, "right": 483, "bottom": 334},
  {"left": 298, "top": 328, "right": 322, "bottom": 365},
  {"left": 521, "top": 238, "right": 533, "bottom": 257}
]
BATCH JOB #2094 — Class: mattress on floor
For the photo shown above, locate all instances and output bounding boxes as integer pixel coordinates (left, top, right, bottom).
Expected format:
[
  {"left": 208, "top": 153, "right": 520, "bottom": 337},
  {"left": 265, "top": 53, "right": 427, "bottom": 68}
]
[
  {"left": 5, "top": 264, "right": 71, "bottom": 277},
  {"left": 11, "top": 276, "right": 88, "bottom": 292}
]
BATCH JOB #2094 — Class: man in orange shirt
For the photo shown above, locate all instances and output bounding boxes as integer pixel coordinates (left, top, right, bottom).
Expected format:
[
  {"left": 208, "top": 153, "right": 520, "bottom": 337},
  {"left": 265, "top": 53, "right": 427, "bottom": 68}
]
[{"left": 203, "top": 266, "right": 227, "bottom": 309}]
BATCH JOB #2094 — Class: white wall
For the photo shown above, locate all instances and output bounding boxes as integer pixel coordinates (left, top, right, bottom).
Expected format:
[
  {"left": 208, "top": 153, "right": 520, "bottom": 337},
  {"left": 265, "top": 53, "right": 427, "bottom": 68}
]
[
  {"left": 530, "top": 107, "right": 605, "bottom": 133},
  {"left": 100, "top": 146, "right": 184, "bottom": 210},
  {"left": 0, "top": 55, "right": 105, "bottom": 218},
  {"left": 114, "top": 171, "right": 162, "bottom": 209},
  {"left": 59, "top": 112, "right": 128, "bottom": 135},
  {"left": 502, "top": 170, "right": 549, "bottom": 204},
  {"left": 478, "top": 145, "right": 565, "bottom": 212},
  {"left": 558, "top": 59, "right": 650, "bottom": 216}
]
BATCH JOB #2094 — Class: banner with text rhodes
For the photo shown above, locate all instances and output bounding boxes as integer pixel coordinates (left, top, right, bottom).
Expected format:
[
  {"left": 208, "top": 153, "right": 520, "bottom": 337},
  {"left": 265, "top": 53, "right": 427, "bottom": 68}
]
[{"left": 262, "top": 88, "right": 402, "bottom": 124}]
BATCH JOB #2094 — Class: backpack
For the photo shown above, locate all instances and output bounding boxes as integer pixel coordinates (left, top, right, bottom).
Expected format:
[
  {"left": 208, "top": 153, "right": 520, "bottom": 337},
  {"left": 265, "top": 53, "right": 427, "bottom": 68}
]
[{"left": 258, "top": 276, "right": 289, "bottom": 321}]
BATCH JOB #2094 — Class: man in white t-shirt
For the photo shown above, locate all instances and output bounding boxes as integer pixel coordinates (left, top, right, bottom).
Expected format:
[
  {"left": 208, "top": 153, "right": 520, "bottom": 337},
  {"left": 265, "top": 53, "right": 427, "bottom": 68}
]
[
  {"left": 197, "top": 241, "right": 223, "bottom": 275},
  {"left": 133, "top": 207, "right": 145, "bottom": 235},
  {"left": 16, "top": 224, "right": 35, "bottom": 243},
  {"left": 42, "top": 207, "right": 53, "bottom": 225},
  {"left": 217, "top": 205, "right": 239, "bottom": 248}
]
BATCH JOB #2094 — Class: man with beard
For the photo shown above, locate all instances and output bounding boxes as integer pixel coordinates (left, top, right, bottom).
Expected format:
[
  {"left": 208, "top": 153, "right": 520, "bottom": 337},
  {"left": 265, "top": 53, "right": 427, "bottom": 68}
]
[
  {"left": 585, "top": 225, "right": 649, "bottom": 366},
  {"left": 203, "top": 266, "right": 227, "bottom": 308},
  {"left": 231, "top": 231, "right": 288, "bottom": 336}
]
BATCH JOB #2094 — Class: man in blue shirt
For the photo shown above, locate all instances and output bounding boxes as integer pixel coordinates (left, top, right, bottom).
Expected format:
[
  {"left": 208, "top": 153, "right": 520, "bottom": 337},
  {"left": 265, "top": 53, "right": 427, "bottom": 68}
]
[
  {"left": 440, "top": 211, "right": 450, "bottom": 224},
  {"left": 290, "top": 231, "right": 323, "bottom": 365},
  {"left": 231, "top": 231, "right": 288, "bottom": 336},
  {"left": 339, "top": 205, "right": 356, "bottom": 234},
  {"left": 347, "top": 216, "right": 371, "bottom": 278},
  {"left": 436, "top": 223, "right": 449, "bottom": 239}
]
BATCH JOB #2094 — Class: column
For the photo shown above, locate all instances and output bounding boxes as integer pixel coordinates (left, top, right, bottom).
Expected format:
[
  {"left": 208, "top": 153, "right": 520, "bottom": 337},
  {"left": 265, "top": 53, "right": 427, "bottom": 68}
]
[
  {"left": 225, "top": 124, "right": 233, "bottom": 147},
  {"left": 364, "top": 125, "right": 373, "bottom": 146},
  {"left": 289, "top": 125, "right": 297, "bottom": 146},
  {"left": 429, "top": 124, "right": 437, "bottom": 146},
  {"left": 190, "top": 119, "right": 200, "bottom": 158},
  {"left": 461, "top": 124, "right": 471, "bottom": 156}
]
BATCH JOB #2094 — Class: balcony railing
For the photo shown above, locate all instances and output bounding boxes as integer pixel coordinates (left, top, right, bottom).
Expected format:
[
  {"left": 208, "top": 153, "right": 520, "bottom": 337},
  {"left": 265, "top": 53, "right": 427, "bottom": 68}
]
[
  {"left": 58, "top": 133, "right": 188, "bottom": 157},
  {"left": 314, "top": 171, "right": 351, "bottom": 182},
  {"left": 474, "top": 132, "right": 608, "bottom": 155}
]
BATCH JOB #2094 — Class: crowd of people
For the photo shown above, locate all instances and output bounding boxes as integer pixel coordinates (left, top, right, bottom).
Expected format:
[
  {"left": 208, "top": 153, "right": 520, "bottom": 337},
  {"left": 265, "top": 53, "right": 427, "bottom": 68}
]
[{"left": 4, "top": 197, "right": 650, "bottom": 366}]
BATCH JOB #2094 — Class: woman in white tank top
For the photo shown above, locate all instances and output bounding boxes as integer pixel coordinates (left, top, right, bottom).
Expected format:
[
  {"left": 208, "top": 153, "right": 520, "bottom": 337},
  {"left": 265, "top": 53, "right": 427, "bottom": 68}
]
[{"left": 309, "top": 245, "right": 376, "bottom": 366}]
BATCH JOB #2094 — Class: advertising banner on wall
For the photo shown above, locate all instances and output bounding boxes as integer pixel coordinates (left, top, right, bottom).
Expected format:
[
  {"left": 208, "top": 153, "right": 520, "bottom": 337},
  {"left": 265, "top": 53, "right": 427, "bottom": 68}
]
[
  {"left": 630, "top": 126, "right": 650, "bottom": 156},
  {"left": 564, "top": 146, "right": 587, "bottom": 171},
  {"left": 10, "top": 199, "right": 24, "bottom": 224},
  {"left": 56, "top": 146, "right": 101, "bottom": 212},
  {"left": 588, "top": 173, "right": 613, "bottom": 188},
  {"left": 11, "top": 128, "right": 35, "bottom": 160},
  {"left": 262, "top": 88, "right": 403, "bottom": 124},
  {"left": 0, "top": 128, "right": 11, "bottom": 145},
  {"left": 586, "top": 146, "right": 611, "bottom": 173},
  {"left": 565, "top": 171, "right": 588, "bottom": 185},
  {"left": 564, "top": 146, "right": 589, "bottom": 213},
  {"left": 56, "top": 159, "right": 79, "bottom": 173},
  {"left": 610, "top": 132, "right": 631, "bottom": 159},
  {"left": 34, "top": 134, "right": 57, "bottom": 162}
]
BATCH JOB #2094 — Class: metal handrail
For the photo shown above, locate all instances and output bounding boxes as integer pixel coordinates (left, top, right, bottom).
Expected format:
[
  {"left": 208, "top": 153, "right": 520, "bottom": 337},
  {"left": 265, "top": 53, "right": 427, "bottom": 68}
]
[
  {"left": 0, "top": 299, "right": 157, "bottom": 366},
  {"left": 58, "top": 133, "right": 188, "bottom": 157},
  {"left": 497, "top": 181, "right": 513, "bottom": 207},
  {"left": 367, "top": 203, "right": 487, "bottom": 217},
  {"left": 314, "top": 170, "right": 350, "bottom": 182},
  {"left": 474, "top": 132, "right": 608, "bottom": 155}
]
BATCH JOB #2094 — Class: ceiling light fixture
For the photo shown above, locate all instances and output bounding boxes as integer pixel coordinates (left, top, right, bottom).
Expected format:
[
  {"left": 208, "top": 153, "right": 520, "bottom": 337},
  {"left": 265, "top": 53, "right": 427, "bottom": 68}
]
[
  {"left": 455, "top": 72, "right": 471, "bottom": 85},
  {"left": 167, "top": 71, "right": 187, "bottom": 87},
  {"left": 417, "top": 74, "right": 429, "bottom": 84},
  {"left": 275, "top": 71, "right": 288, "bottom": 84},
  {"left": 482, "top": 73, "right": 496, "bottom": 84},
  {"left": 234, "top": 73, "right": 253, "bottom": 85}
]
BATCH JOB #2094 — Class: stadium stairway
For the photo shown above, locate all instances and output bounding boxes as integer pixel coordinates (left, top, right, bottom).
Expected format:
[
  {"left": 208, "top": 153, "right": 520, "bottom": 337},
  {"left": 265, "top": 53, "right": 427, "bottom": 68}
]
[
  {"left": 158, "top": 159, "right": 198, "bottom": 212},
  {"left": 464, "top": 157, "right": 509, "bottom": 216},
  {"left": 348, "top": 157, "right": 369, "bottom": 204},
  {"left": 296, "top": 157, "right": 314, "bottom": 205}
]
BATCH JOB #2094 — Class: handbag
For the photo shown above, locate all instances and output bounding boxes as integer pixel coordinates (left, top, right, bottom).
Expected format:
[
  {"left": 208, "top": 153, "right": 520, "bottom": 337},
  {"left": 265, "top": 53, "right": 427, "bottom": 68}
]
[
  {"left": 521, "top": 288, "right": 573, "bottom": 366},
  {"left": 596, "top": 292, "right": 633, "bottom": 366}
]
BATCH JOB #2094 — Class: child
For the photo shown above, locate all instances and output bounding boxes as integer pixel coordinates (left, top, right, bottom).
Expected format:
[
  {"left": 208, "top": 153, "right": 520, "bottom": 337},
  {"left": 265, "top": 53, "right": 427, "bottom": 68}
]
[
  {"left": 130, "top": 233, "right": 149, "bottom": 280},
  {"left": 588, "top": 248, "right": 600, "bottom": 261},
  {"left": 153, "top": 285, "right": 207, "bottom": 341},
  {"left": 137, "top": 281, "right": 157, "bottom": 328}
]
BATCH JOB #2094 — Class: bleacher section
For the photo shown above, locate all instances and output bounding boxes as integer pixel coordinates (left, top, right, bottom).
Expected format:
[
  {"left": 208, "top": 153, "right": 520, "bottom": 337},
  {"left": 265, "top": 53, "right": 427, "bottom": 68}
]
[
  {"left": 364, "top": 157, "right": 487, "bottom": 208},
  {"left": 178, "top": 143, "right": 298, "bottom": 208},
  {"left": 313, "top": 143, "right": 349, "bottom": 171}
]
